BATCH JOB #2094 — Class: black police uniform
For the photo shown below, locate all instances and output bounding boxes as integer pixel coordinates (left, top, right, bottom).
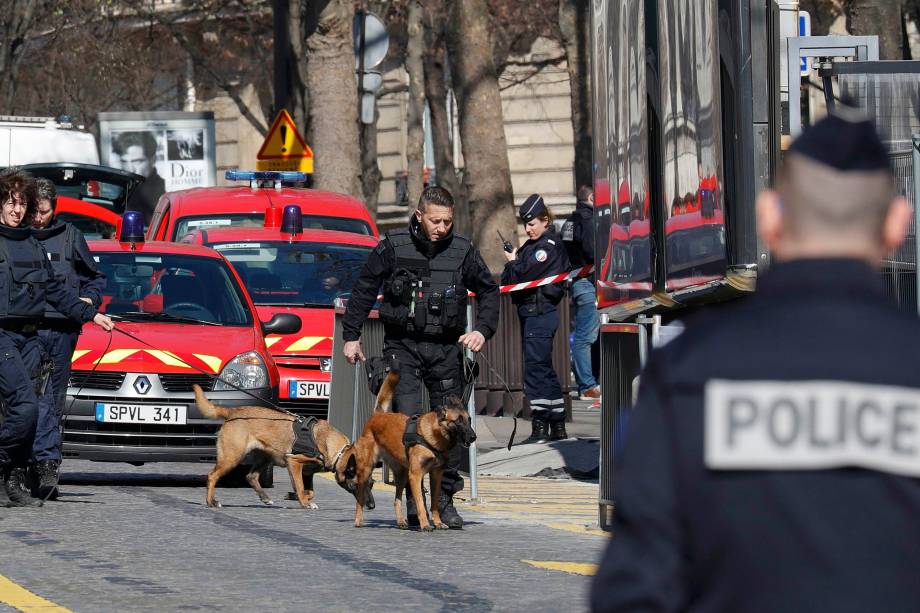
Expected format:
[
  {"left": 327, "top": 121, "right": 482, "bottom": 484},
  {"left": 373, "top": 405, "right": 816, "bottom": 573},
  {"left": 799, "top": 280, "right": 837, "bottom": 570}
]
[
  {"left": 501, "top": 195, "right": 570, "bottom": 438},
  {"left": 32, "top": 220, "right": 105, "bottom": 468},
  {"left": 0, "top": 223, "right": 98, "bottom": 506},
  {"left": 343, "top": 215, "right": 499, "bottom": 501},
  {"left": 561, "top": 198, "right": 594, "bottom": 273},
  {"left": 591, "top": 115, "right": 920, "bottom": 612}
]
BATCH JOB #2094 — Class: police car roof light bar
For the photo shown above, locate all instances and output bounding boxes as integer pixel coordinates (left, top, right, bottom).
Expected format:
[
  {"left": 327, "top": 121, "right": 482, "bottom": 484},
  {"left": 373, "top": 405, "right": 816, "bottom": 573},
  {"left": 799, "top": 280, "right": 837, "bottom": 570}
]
[
  {"left": 119, "top": 211, "right": 145, "bottom": 248},
  {"left": 280, "top": 204, "right": 303, "bottom": 237},
  {"left": 225, "top": 170, "right": 307, "bottom": 190}
]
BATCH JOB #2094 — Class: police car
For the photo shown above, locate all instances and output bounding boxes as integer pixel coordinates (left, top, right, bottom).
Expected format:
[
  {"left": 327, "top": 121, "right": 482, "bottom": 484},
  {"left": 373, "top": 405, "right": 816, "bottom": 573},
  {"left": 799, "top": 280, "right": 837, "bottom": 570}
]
[
  {"left": 146, "top": 170, "right": 378, "bottom": 242},
  {"left": 63, "top": 213, "right": 300, "bottom": 471},
  {"left": 21, "top": 162, "right": 144, "bottom": 239},
  {"left": 181, "top": 204, "right": 377, "bottom": 418}
]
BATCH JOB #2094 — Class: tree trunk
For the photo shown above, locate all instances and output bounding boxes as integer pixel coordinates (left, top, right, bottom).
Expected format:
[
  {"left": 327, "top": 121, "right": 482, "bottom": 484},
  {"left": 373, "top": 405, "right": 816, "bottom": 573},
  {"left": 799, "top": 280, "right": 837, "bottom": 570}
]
[
  {"left": 0, "top": 0, "right": 41, "bottom": 112},
  {"left": 305, "top": 0, "right": 362, "bottom": 198},
  {"left": 405, "top": 0, "right": 426, "bottom": 210},
  {"left": 423, "top": 0, "right": 463, "bottom": 228},
  {"left": 559, "top": 0, "right": 592, "bottom": 192},
  {"left": 360, "top": 109, "right": 382, "bottom": 219},
  {"left": 446, "top": 0, "right": 517, "bottom": 272},
  {"left": 287, "top": 0, "right": 311, "bottom": 135},
  {"left": 846, "top": 0, "right": 905, "bottom": 59}
]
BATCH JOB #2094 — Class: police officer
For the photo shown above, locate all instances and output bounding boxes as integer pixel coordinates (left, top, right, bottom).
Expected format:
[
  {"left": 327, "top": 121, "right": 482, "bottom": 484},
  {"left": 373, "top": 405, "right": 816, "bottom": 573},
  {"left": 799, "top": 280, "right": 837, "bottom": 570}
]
[
  {"left": 591, "top": 112, "right": 920, "bottom": 611},
  {"left": 561, "top": 185, "right": 600, "bottom": 403},
  {"left": 342, "top": 185, "right": 499, "bottom": 529},
  {"left": 0, "top": 170, "right": 114, "bottom": 507},
  {"left": 30, "top": 178, "right": 106, "bottom": 499},
  {"left": 501, "top": 194, "right": 571, "bottom": 443}
]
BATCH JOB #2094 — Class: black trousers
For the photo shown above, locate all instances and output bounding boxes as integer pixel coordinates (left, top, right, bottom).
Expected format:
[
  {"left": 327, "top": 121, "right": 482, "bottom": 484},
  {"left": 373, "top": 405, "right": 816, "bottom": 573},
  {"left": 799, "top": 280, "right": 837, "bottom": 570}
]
[
  {"left": 0, "top": 329, "right": 43, "bottom": 469},
  {"left": 382, "top": 334, "right": 465, "bottom": 496},
  {"left": 519, "top": 305, "right": 565, "bottom": 423},
  {"left": 33, "top": 326, "right": 79, "bottom": 462}
]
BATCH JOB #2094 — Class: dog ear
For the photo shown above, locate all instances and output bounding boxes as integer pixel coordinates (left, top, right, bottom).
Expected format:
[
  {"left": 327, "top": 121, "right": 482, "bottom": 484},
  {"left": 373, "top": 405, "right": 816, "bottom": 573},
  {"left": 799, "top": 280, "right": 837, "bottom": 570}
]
[{"left": 345, "top": 454, "right": 357, "bottom": 479}]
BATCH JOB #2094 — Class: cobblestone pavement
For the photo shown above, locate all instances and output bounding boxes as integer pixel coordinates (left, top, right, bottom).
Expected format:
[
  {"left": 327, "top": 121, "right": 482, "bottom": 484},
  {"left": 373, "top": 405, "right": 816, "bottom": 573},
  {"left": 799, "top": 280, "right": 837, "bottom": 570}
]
[{"left": 0, "top": 460, "right": 606, "bottom": 612}]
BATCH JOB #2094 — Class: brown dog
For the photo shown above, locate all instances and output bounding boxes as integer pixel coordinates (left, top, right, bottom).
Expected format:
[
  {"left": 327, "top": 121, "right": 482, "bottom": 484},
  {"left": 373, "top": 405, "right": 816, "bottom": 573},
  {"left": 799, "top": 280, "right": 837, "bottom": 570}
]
[
  {"left": 336, "top": 371, "right": 476, "bottom": 531},
  {"left": 193, "top": 384, "right": 353, "bottom": 509}
]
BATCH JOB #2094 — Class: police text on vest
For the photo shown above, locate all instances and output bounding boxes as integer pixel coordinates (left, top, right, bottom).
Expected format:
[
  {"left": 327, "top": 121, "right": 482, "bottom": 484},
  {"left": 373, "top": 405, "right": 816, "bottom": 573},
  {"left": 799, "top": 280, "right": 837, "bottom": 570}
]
[{"left": 705, "top": 379, "right": 920, "bottom": 477}]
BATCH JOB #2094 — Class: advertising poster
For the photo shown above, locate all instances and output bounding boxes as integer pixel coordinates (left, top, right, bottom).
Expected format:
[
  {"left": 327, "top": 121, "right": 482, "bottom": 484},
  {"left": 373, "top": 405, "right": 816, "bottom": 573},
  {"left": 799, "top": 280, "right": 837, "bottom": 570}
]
[{"left": 97, "top": 111, "right": 216, "bottom": 225}]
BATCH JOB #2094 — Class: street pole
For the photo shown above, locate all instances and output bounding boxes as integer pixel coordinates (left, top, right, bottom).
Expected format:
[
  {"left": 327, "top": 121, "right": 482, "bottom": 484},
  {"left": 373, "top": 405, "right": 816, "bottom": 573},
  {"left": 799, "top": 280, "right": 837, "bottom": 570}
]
[{"left": 273, "top": 0, "right": 291, "bottom": 116}]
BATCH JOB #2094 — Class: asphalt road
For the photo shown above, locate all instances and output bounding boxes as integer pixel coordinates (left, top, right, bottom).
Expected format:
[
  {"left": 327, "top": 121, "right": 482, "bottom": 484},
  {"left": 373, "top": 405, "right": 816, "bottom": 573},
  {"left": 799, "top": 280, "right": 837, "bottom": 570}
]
[{"left": 0, "top": 460, "right": 605, "bottom": 612}]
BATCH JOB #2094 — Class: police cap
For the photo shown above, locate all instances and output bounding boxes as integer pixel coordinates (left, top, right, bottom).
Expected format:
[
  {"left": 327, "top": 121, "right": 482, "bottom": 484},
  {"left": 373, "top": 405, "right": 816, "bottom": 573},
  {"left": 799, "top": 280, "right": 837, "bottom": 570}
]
[
  {"left": 520, "top": 194, "right": 546, "bottom": 222},
  {"left": 789, "top": 108, "right": 890, "bottom": 172}
]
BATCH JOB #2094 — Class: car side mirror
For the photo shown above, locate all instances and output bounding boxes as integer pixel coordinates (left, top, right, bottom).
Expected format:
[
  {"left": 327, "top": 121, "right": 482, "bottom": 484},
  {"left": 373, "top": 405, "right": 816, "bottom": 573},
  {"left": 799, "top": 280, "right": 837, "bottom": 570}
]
[{"left": 261, "top": 313, "right": 301, "bottom": 336}]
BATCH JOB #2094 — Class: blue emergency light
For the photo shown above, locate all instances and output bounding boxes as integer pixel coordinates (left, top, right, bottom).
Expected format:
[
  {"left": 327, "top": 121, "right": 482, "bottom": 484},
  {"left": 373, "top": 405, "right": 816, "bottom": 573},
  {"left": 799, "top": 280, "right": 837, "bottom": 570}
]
[
  {"left": 280, "top": 205, "right": 303, "bottom": 236},
  {"left": 225, "top": 170, "right": 307, "bottom": 183},
  {"left": 119, "top": 211, "right": 145, "bottom": 247}
]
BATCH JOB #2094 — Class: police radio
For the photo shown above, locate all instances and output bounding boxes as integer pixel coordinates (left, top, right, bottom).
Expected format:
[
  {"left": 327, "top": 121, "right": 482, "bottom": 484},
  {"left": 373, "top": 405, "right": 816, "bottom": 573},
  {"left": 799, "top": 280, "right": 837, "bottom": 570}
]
[{"left": 497, "top": 230, "right": 514, "bottom": 253}]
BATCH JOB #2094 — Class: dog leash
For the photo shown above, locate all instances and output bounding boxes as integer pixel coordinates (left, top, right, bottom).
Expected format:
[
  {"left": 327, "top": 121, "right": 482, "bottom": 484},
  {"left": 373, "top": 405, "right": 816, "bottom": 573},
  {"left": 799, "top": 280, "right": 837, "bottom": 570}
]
[{"left": 469, "top": 351, "right": 518, "bottom": 451}]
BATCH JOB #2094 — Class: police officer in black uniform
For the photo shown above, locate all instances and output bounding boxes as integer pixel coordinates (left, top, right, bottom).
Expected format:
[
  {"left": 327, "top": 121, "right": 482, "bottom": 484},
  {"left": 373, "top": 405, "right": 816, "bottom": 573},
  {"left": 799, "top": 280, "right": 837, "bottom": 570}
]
[
  {"left": 501, "top": 194, "right": 571, "bottom": 443},
  {"left": 342, "top": 185, "right": 499, "bottom": 529},
  {"left": 591, "top": 113, "right": 920, "bottom": 612},
  {"left": 30, "top": 178, "right": 106, "bottom": 499},
  {"left": 0, "top": 170, "right": 114, "bottom": 507}
]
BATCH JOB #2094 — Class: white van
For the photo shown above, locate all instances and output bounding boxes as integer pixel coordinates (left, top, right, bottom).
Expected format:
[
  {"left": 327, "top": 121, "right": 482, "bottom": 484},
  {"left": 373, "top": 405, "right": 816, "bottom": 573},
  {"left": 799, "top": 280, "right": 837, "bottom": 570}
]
[{"left": 0, "top": 115, "right": 99, "bottom": 166}]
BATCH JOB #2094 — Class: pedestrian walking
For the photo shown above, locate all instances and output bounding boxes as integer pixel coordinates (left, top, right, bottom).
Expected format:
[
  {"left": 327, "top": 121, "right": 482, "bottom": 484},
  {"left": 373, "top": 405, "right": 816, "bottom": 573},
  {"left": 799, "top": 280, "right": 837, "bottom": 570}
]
[
  {"left": 30, "top": 178, "right": 106, "bottom": 499},
  {"left": 562, "top": 185, "right": 600, "bottom": 405},
  {"left": 0, "top": 170, "right": 114, "bottom": 508},
  {"left": 502, "top": 194, "right": 571, "bottom": 443},
  {"left": 342, "top": 185, "right": 499, "bottom": 529},
  {"left": 591, "top": 111, "right": 920, "bottom": 612}
]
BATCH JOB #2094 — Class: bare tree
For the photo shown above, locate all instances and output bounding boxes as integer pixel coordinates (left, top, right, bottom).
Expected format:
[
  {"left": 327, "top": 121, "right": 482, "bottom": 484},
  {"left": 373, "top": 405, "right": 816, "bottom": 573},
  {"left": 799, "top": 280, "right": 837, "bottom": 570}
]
[
  {"left": 0, "top": 0, "right": 46, "bottom": 112},
  {"left": 846, "top": 0, "right": 905, "bottom": 59},
  {"left": 305, "top": 0, "right": 362, "bottom": 198},
  {"left": 558, "top": 0, "right": 591, "bottom": 191},
  {"left": 405, "top": 0, "right": 426, "bottom": 209},
  {"left": 447, "top": 0, "right": 517, "bottom": 271}
]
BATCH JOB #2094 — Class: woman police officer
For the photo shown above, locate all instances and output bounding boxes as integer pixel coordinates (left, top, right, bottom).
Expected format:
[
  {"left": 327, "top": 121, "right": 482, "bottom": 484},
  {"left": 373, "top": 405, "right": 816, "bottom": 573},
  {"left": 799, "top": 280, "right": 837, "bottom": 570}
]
[
  {"left": 501, "top": 194, "right": 571, "bottom": 443},
  {"left": 0, "top": 169, "right": 114, "bottom": 507}
]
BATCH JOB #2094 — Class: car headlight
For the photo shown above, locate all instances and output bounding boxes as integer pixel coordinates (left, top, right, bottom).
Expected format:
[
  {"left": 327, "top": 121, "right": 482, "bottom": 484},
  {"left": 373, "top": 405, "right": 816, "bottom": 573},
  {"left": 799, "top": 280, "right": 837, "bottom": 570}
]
[
  {"left": 319, "top": 357, "right": 332, "bottom": 373},
  {"left": 214, "top": 351, "right": 268, "bottom": 390}
]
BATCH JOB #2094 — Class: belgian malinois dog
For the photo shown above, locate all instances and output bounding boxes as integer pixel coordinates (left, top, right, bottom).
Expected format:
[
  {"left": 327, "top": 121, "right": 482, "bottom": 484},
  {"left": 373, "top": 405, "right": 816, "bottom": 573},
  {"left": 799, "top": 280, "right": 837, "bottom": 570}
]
[
  {"left": 336, "top": 370, "right": 476, "bottom": 531},
  {"left": 193, "top": 384, "right": 353, "bottom": 510}
]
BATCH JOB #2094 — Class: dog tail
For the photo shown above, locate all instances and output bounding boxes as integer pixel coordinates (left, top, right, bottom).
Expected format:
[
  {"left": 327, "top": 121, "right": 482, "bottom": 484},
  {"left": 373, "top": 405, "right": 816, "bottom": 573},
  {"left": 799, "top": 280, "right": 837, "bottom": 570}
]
[
  {"left": 374, "top": 370, "right": 399, "bottom": 413},
  {"left": 193, "top": 384, "right": 230, "bottom": 420}
]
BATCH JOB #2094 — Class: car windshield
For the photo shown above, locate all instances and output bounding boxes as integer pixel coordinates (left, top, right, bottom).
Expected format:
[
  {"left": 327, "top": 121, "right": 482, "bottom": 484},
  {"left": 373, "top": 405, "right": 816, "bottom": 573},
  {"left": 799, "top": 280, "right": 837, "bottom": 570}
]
[
  {"left": 211, "top": 241, "right": 372, "bottom": 307},
  {"left": 92, "top": 252, "right": 253, "bottom": 326},
  {"left": 174, "top": 213, "right": 372, "bottom": 239}
]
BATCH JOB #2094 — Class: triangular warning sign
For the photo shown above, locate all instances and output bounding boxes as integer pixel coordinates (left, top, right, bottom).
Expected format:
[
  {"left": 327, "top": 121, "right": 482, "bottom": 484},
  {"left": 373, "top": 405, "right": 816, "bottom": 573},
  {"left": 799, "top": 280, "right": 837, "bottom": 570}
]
[{"left": 257, "top": 110, "right": 314, "bottom": 173}]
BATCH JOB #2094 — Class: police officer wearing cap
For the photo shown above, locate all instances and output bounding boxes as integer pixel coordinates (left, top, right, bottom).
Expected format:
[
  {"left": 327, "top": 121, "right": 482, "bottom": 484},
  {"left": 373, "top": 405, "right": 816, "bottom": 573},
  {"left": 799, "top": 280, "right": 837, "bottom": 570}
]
[
  {"left": 342, "top": 185, "right": 499, "bottom": 529},
  {"left": 0, "top": 170, "right": 114, "bottom": 508},
  {"left": 502, "top": 194, "right": 571, "bottom": 443},
  {"left": 30, "top": 178, "right": 106, "bottom": 499},
  {"left": 591, "top": 112, "right": 920, "bottom": 612}
]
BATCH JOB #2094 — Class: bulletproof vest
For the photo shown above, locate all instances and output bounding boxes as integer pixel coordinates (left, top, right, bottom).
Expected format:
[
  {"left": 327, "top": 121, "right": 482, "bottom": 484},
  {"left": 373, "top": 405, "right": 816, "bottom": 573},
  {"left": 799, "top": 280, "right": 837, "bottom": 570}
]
[
  {"left": 379, "top": 228, "right": 471, "bottom": 337},
  {"left": 33, "top": 222, "right": 78, "bottom": 318},
  {"left": 0, "top": 227, "right": 51, "bottom": 321},
  {"left": 562, "top": 204, "right": 591, "bottom": 267}
]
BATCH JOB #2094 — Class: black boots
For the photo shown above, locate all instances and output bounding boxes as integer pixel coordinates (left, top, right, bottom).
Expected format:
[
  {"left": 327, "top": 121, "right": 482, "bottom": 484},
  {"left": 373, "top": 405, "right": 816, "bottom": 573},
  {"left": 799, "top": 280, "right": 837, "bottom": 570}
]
[
  {"left": 32, "top": 460, "right": 60, "bottom": 501},
  {"left": 3, "top": 467, "right": 43, "bottom": 507},
  {"left": 405, "top": 488, "right": 428, "bottom": 528},
  {"left": 523, "top": 418, "right": 550, "bottom": 444},
  {"left": 549, "top": 420, "right": 569, "bottom": 441},
  {"left": 438, "top": 493, "right": 464, "bottom": 530}
]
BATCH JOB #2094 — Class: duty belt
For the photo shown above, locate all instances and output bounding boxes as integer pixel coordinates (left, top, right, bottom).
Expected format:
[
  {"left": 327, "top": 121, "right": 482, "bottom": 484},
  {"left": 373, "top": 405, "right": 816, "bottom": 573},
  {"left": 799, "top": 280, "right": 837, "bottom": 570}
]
[{"left": 1, "top": 321, "right": 38, "bottom": 334}]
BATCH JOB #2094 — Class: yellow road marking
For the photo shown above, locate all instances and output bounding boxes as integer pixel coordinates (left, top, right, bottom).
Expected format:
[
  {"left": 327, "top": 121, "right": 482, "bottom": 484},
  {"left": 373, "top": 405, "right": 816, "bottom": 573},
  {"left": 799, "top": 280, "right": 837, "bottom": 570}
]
[
  {"left": 544, "top": 523, "right": 609, "bottom": 537},
  {"left": 193, "top": 353, "right": 222, "bottom": 373},
  {"left": 522, "top": 560, "right": 597, "bottom": 576},
  {"left": 0, "top": 574, "right": 72, "bottom": 612}
]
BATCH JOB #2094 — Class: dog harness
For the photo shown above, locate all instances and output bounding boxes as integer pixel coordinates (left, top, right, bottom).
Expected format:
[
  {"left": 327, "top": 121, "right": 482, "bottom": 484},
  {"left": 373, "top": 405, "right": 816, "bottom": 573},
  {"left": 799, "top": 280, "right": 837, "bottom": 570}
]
[
  {"left": 290, "top": 416, "right": 324, "bottom": 463},
  {"left": 403, "top": 414, "right": 447, "bottom": 466}
]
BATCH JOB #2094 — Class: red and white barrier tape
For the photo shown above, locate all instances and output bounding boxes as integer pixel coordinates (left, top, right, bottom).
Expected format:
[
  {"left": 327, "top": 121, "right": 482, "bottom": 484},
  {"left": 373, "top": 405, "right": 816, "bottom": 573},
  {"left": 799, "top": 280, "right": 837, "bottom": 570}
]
[{"left": 498, "top": 264, "right": 594, "bottom": 294}]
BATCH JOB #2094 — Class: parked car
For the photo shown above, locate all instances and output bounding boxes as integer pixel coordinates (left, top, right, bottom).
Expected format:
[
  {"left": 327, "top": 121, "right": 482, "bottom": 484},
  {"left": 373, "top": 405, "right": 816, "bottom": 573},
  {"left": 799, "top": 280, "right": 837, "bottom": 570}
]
[{"left": 0, "top": 115, "right": 99, "bottom": 166}]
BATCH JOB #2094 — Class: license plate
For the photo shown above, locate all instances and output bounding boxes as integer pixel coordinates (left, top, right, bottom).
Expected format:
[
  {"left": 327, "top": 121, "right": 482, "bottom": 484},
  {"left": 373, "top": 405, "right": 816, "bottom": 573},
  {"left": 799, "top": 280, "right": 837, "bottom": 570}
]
[
  {"left": 95, "top": 403, "right": 187, "bottom": 425},
  {"left": 288, "top": 380, "right": 330, "bottom": 399}
]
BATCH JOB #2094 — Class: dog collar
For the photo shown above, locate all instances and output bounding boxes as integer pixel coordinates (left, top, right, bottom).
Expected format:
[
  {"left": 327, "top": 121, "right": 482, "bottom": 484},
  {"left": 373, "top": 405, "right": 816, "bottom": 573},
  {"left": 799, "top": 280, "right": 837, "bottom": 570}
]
[{"left": 328, "top": 443, "right": 350, "bottom": 472}]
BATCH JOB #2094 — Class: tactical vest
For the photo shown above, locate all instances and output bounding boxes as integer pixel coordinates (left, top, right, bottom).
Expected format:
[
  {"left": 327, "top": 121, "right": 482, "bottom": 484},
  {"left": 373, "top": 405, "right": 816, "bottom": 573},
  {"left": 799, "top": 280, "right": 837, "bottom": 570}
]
[
  {"left": 0, "top": 227, "right": 51, "bottom": 321},
  {"left": 379, "top": 228, "right": 470, "bottom": 337},
  {"left": 33, "top": 223, "right": 78, "bottom": 319}
]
